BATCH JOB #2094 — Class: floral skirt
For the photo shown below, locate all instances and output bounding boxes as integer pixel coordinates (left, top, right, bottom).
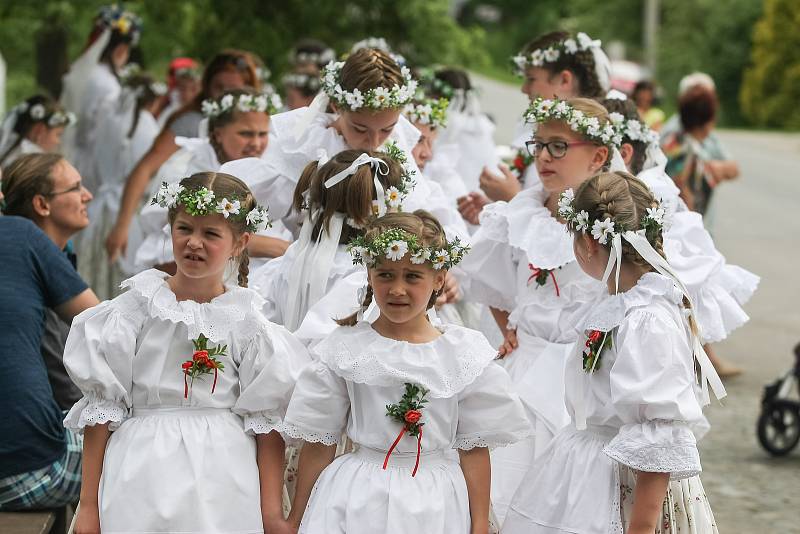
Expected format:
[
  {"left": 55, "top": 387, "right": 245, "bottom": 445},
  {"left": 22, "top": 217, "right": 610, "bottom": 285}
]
[{"left": 620, "top": 467, "right": 719, "bottom": 533}]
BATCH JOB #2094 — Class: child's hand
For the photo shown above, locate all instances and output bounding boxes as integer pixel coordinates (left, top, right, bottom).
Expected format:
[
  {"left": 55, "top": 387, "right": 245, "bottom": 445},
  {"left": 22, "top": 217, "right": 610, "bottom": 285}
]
[
  {"left": 263, "top": 516, "right": 297, "bottom": 534},
  {"left": 457, "top": 192, "right": 489, "bottom": 225},
  {"left": 74, "top": 502, "right": 101, "bottom": 534},
  {"left": 436, "top": 272, "right": 461, "bottom": 307},
  {"left": 479, "top": 164, "right": 521, "bottom": 202},
  {"left": 497, "top": 329, "right": 518, "bottom": 358}
]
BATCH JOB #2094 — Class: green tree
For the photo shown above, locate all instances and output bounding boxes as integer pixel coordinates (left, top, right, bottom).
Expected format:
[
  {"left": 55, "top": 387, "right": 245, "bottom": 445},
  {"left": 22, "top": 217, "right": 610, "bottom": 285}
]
[{"left": 740, "top": 0, "right": 800, "bottom": 129}]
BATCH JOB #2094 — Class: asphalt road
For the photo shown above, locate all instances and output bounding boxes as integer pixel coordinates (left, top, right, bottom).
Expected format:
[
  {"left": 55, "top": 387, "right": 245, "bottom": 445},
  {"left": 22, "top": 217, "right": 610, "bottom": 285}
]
[{"left": 471, "top": 73, "right": 800, "bottom": 532}]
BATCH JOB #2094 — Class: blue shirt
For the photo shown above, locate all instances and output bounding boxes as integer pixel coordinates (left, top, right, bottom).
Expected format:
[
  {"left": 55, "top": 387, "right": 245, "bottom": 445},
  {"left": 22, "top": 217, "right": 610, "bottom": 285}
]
[{"left": 0, "top": 217, "right": 88, "bottom": 477}]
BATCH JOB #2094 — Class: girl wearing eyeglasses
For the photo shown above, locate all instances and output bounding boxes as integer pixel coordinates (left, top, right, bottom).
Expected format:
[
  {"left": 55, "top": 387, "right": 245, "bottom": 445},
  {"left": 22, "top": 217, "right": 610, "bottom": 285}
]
[{"left": 460, "top": 97, "right": 621, "bottom": 523}]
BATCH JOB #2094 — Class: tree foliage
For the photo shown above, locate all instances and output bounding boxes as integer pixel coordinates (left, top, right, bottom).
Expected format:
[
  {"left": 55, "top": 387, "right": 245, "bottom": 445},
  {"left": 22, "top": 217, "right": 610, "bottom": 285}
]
[
  {"left": 0, "top": 0, "right": 488, "bottom": 106},
  {"left": 740, "top": 0, "right": 800, "bottom": 129}
]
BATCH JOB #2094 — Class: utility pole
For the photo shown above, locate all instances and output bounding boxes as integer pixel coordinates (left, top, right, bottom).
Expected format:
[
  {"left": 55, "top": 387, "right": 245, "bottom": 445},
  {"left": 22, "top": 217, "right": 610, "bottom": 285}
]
[{"left": 643, "top": 0, "right": 660, "bottom": 77}]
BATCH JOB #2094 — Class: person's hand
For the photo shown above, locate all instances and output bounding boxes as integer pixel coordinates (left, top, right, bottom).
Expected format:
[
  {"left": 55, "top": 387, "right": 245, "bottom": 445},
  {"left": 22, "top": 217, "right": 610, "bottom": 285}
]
[
  {"left": 704, "top": 159, "right": 739, "bottom": 183},
  {"left": 479, "top": 164, "right": 521, "bottom": 202},
  {"left": 457, "top": 192, "right": 489, "bottom": 225},
  {"left": 263, "top": 517, "right": 297, "bottom": 534},
  {"left": 105, "top": 223, "right": 129, "bottom": 263},
  {"left": 74, "top": 502, "right": 101, "bottom": 534},
  {"left": 497, "top": 328, "right": 518, "bottom": 358},
  {"left": 436, "top": 272, "right": 461, "bottom": 307}
]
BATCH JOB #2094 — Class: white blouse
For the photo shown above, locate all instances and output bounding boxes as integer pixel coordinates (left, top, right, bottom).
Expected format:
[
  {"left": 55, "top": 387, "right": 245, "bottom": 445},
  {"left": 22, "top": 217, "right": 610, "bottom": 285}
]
[
  {"left": 283, "top": 322, "right": 532, "bottom": 452},
  {"left": 63, "top": 269, "right": 310, "bottom": 433}
]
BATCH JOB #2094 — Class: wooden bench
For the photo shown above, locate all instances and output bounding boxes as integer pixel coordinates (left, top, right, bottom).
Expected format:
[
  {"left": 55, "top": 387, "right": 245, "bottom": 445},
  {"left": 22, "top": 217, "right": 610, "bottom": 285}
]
[{"left": 0, "top": 507, "right": 68, "bottom": 534}]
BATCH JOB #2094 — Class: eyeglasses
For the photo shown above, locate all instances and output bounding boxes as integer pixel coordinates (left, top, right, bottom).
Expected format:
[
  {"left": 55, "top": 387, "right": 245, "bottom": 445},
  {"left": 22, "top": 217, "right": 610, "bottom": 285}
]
[
  {"left": 525, "top": 140, "right": 598, "bottom": 159},
  {"left": 46, "top": 182, "right": 84, "bottom": 197}
]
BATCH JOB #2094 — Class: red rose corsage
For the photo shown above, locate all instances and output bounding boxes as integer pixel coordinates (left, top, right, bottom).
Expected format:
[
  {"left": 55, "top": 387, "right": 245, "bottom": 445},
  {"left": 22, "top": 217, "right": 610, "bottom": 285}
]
[
  {"left": 181, "top": 333, "right": 226, "bottom": 399},
  {"left": 384, "top": 383, "right": 429, "bottom": 477},
  {"left": 527, "top": 264, "right": 561, "bottom": 296},
  {"left": 582, "top": 329, "right": 612, "bottom": 373}
]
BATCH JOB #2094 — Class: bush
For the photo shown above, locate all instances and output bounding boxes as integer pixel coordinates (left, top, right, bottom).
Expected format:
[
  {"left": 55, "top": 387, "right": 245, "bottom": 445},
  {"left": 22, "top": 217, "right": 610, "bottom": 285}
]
[{"left": 740, "top": 0, "right": 800, "bottom": 129}]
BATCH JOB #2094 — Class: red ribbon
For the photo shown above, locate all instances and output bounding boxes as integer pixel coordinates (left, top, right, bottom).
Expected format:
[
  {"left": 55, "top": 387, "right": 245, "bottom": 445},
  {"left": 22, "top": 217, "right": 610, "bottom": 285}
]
[
  {"left": 527, "top": 264, "right": 561, "bottom": 296},
  {"left": 211, "top": 366, "right": 218, "bottom": 394},
  {"left": 383, "top": 425, "right": 424, "bottom": 477},
  {"left": 184, "top": 371, "right": 189, "bottom": 399}
]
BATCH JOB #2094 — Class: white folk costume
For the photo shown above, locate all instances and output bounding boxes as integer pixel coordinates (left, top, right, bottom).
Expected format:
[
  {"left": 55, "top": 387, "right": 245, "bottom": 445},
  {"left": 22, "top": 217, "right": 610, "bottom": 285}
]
[
  {"left": 258, "top": 107, "right": 469, "bottom": 241},
  {"left": 637, "top": 158, "right": 759, "bottom": 344},
  {"left": 0, "top": 138, "right": 43, "bottom": 166},
  {"left": 78, "top": 89, "right": 160, "bottom": 296},
  {"left": 503, "top": 273, "right": 718, "bottom": 534},
  {"left": 433, "top": 91, "right": 499, "bottom": 194},
  {"left": 460, "top": 184, "right": 605, "bottom": 521},
  {"left": 63, "top": 269, "right": 310, "bottom": 533},
  {"left": 64, "top": 52, "right": 122, "bottom": 193},
  {"left": 283, "top": 322, "right": 531, "bottom": 534}
]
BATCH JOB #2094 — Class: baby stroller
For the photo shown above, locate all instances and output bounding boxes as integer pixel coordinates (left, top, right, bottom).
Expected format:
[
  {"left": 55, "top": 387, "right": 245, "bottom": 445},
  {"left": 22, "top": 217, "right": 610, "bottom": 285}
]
[{"left": 757, "top": 342, "right": 800, "bottom": 456}]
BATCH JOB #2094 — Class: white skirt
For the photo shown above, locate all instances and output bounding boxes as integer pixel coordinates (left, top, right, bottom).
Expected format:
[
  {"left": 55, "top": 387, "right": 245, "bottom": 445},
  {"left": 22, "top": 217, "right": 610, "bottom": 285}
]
[
  {"left": 490, "top": 333, "right": 571, "bottom": 524},
  {"left": 504, "top": 426, "right": 718, "bottom": 534},
  {"left": 99, "top": 407, "right": 263, "bottom": 534},
  {"left": 299, "top": 446, "right": 470, "bottom": 534}
]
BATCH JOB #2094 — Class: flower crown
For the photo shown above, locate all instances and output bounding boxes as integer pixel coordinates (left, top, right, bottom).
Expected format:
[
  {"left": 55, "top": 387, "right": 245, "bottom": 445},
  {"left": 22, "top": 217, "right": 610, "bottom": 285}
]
[
  {"left": 98, "top": 4, "right": 142, "bottom": 44},
  {"left": 292, "top": 48, "right": 336, "bottom": 67},
  {"left": 380, "top": 141, "right": 416, "bottom": 211},
  {"left": 14, "top": 101, "right": 76, "bottom": 128},
  {"left": 512, "top": 32, "right": 602, "bottom": 75},
  {"left": 403, "top": 98, "right": 449, "bottom": 129},
  {"left": 321, "top": 60, "right": 418, "bottom": 112},
  {"left": 525, "top": 97, "right": 623, "bottom": 148},
  {"left": 152, "top": 182, "right": 271, "bottom": 233},
  {"left": 557, "top": 188, "right": 666, "bottom": 245},
  {"left": 348, "top": 227, "right": 469, "bottom": 270},
  {"left": 610, "top": 113, "right": 660, "bottom": 148},
  {"left": 282, "top": 72, "right": 322, "bottom": 92},
  {"left": 201, "top": 92, "right": 282, "bottom": 118}
]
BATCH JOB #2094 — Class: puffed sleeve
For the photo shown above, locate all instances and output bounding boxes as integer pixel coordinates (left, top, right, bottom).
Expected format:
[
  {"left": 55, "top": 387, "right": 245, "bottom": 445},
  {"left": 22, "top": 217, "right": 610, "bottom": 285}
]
[
  {"left": 281, "top": 361, "right": 350, "bottom": 446},
  {"left": 459, "top": 224, "right": 518, "bottom": 312},
  {"left": 453, "top": 363, "right": 532, "bottom": 450},
  {"left": 63, "top": 294, "right": 143, "bottom": 432},
  {"left": 233, "top": 322, "right": 311, "bottom": 435},
  {"left": 603, "top": 309, "right": 707, "bottom": 480}
]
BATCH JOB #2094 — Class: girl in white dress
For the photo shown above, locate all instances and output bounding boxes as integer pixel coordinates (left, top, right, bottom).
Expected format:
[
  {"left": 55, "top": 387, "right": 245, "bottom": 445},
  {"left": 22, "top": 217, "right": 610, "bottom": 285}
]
[
  {"left": 282, "top": 211, "right": 531, "bottom": 534},
  {"left": 66, "top": 171, "right": 308, "bottom": 534},
  {"left": 425, "top": 68, "right": 498, "bottom": 195},
  {"left": 255, "top": 47, "right": 468, "bottom": 242},
  {"left": 133, "top": 88, "right": 289, "bottom": 273},
  {"left": 461, "top": 97, "right": 615, "bottom": 521},
  {"left": 78, "top": 73, "right": 164, "bottom": 298},
  {"left": 601, "top": 95, "right": 759, "bottom": 377},
  {"left": 0, "top": 95, "right": 76, "bottom": 167},
  {"left": 405, "top": 96, "right": 469, "bottom": 201},
  {"left": 458, "top": 31, "right": 612, "bottom": 224},
  {"left": 61, "top": 6, "right": 142, "bottom": 192},
  {"left": 252, "top": 148, "right": 406, "bottom": 336},
  {"left": 504, "top": 171, "right": 724, "bottom": 534},
  {"left": 105, "top": 49, "right": 262, "bottom": 264}
]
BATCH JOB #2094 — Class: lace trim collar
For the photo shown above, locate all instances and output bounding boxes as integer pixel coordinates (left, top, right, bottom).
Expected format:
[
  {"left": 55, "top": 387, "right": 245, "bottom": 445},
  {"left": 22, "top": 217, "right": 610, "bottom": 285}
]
[
  {"left": 313, "top": 321, "right": 497, "bottom": 397},
  {"left": 577, "top": 272, "right": 683, "bottom": 333},
  {"left": 120, "top": 269, "right": 265, "bottom": 342},
  {"left": 480, "top": 184, "right": 575, "bottom": 269}
]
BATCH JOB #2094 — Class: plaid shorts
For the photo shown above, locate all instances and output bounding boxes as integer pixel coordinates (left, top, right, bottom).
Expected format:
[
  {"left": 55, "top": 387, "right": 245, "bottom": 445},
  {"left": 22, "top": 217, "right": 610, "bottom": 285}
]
[{"left": 0, "top": 429, "right": 82, "bottom": 510}]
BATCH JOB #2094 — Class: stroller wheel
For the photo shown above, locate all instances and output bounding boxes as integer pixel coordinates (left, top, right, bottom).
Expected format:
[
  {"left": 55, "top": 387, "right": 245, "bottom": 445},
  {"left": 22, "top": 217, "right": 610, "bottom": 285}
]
[{"left": 757, "top": 400, "right": 800, "bottom": 456}]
